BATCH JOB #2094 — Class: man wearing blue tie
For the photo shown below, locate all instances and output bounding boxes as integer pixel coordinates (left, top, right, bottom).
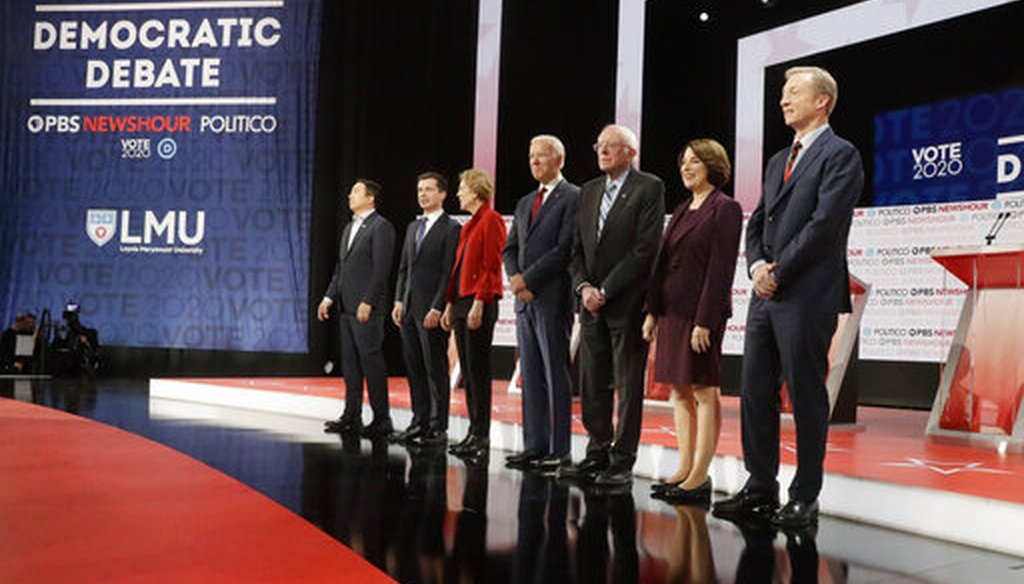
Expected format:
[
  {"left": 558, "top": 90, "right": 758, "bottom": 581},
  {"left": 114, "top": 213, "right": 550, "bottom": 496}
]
[
  {"left": 713, "top": 66, "right": 865, "bottom": 528},
  {"left": 566, "top": 125, "right": 665, "bottom": 487},
  {"left": 391, "top": 172, "right": 461, "bottom": 447},
  {"left": 503, "top": 135, "right": 580, "bottom": 473}
]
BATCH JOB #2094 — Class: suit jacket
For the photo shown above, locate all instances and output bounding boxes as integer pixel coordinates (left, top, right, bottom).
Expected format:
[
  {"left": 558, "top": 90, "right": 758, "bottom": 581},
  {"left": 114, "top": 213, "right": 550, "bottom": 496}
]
[
  {"left": 570, "top": 168, "right": 665, "bottom": 324},
  {"left": 325, "top": 211, "right": 396, "bottom": 314},
  {"left": 446, "top": 205, "right": 507, "bottom": 303},
  {"left": 394, "top": 213, "right": 461, "bottom": 319},
  {"left": 746, "top": 127, "right": 865, "bottom": 313},
  {"left": 646, "top": 190, "right": 743, "bottom": 329},
  {"left": 503, "top": 179, "right": 580, "bottom": 314}
]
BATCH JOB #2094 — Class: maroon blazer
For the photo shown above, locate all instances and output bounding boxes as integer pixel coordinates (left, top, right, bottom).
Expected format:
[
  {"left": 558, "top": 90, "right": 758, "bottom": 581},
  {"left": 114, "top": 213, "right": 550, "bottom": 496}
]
[
  {"left": 447, "top": 205, "right": 507, "bottom": 303},
  {"left": 646, "top": 190, "right": 743, "bottom": 328}
]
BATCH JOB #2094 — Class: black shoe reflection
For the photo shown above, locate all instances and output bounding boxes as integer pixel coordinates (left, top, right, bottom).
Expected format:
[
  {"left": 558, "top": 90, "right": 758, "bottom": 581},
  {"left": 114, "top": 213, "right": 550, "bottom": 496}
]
[
  {"left": 576, "top": 490, "right": 637, "bottom": 584},
  {"left": 451, "top": 460, "right": 489, "bottom": 582}
]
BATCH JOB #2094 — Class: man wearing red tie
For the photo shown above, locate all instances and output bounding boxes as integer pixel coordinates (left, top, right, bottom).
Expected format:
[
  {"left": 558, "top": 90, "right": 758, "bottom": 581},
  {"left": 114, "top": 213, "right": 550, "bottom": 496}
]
[
  {"left": 502, "top": 135, "right": 579, "bottom": 473},
  {"left": 713, "top": 66, "right": 865, "bottom": 528}
]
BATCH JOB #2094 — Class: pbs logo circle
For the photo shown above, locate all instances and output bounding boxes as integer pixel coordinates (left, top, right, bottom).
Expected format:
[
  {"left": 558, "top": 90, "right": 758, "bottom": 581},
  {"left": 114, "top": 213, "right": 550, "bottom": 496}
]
[{"left": 157, "top": 137, "right": 178, "bottom": 160}]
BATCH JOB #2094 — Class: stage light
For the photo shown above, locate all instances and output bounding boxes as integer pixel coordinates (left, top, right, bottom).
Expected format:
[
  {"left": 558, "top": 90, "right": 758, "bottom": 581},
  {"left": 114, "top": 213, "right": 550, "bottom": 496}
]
[{"left": 698, "top": 11, "right": 710, "bottom": 22}]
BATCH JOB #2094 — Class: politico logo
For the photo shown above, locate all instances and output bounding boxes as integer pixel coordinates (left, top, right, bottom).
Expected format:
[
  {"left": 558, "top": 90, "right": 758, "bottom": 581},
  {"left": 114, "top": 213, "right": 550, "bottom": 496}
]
[{"left": 86, "top": 209, "right": 206, "bottom": 255}]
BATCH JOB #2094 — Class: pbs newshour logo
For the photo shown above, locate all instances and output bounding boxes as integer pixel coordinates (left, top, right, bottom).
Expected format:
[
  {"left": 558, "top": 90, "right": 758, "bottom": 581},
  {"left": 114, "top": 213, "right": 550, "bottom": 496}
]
[{"left": 86, "top": 208, "right": 205, "bottom": 256}]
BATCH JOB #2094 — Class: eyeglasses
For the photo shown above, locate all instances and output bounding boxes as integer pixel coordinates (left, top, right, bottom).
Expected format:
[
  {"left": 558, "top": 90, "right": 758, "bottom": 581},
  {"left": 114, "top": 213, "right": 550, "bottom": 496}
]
[{"left": 592, "top": 141, "right": 628, "bottom": 152}]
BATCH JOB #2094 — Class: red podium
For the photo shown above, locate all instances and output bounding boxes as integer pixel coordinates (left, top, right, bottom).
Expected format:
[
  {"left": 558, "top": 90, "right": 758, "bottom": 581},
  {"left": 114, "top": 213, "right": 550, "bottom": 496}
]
[{"left": 928, "top": 245, "right": 1024, "bottom": 444}]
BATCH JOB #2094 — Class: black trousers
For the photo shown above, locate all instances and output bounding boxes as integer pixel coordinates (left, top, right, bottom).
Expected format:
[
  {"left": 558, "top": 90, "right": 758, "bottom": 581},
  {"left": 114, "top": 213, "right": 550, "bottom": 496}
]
[
  {"left": 578, "top": 314, "right": 648, "bottom": 469},
  {"left": 400, "top": 308, "right": 450, "bottom": 431},
  {"left": 452, "top": 297, "right": 498, "bottom": 439},
  {"left": 741, "top": 297, "right": 837, "bottom": 502},
  {"left": 339, "top": 313, "right": 390, "bottom": 424}
]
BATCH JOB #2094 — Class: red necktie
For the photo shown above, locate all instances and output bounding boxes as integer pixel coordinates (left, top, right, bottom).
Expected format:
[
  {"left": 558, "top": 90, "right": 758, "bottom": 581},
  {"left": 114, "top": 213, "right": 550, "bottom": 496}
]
[
  {"left": 784, "top": 141, "right": 802, "bottom": 183},
  {"left": 530, "top": 187, "right": 547, "bottom": 221}
]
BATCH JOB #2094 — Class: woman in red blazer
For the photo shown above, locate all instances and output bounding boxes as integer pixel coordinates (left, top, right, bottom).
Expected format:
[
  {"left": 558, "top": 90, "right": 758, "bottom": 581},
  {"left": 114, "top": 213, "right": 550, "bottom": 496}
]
[
  {"left": 442, "top": 168, "right": 507, "bottom": 460},
  {"left": 643, "top": 139, "right": 742, "bottom": 505}
]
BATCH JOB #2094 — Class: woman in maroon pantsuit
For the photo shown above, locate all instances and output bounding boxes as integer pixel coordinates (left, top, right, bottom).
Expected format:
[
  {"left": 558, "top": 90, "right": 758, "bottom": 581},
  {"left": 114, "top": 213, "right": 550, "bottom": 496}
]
[{"left": 643, "top": 139, "right": 742, "bottom": 505}]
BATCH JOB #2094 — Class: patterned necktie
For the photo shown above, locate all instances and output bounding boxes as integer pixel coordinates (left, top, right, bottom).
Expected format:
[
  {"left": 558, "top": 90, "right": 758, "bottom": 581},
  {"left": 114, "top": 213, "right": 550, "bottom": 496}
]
[
  {"left": 414, "top": 217, "right": 427, "bottom": 252},
  {"left": 597, "top": 182, "right": 618, "bottom": 237},
  {"left": 530, "top": 187, "right": 547, "bottom": 221},
  {"left": 784, "top": 140, "right": 803, "bottom": 183}
]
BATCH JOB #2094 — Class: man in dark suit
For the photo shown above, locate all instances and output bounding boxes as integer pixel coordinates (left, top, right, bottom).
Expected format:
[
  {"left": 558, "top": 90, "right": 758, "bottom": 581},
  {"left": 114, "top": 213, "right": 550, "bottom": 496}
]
[
  {"left": 565, "top": 124, "right": 665, "bottom": 486},
  {"left": 319, "top": 179, "right": 397, "bottom": 438},
  {"left": 502, "top": 135, "right": 580, "bottom": 473},
  {"left": 391, "top": 172, "right": 461, "bottom": 447},
  {"left": 713, "top": 66, "right": 864, "bottom": 527}
]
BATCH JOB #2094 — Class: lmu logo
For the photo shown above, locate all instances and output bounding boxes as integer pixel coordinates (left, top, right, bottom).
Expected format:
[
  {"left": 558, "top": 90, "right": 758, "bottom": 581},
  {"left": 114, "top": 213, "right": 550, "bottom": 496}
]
[
  {"left": 86, "top": 209, "right": 206, "bottom": 247},
  {"left": 86, "top": 209, "right": 116, "bottom": 246}
]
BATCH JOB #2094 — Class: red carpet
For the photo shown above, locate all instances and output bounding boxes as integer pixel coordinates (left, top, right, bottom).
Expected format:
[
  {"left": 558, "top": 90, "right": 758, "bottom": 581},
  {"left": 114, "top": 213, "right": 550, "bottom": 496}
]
[{"left": 0, "top": 397, "right": 393, "bottom": 584}]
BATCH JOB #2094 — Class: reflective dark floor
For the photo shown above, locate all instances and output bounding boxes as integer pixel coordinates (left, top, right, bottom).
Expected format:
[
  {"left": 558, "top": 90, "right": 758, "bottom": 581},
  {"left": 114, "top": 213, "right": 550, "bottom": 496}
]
[{"left": 5, "top": 377, "right": 1024, "bottom": 583}]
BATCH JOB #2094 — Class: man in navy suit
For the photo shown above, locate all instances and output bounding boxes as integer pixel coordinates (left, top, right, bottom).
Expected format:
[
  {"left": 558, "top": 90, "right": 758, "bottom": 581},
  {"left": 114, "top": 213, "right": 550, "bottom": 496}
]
[
  {"left": 502, "top": 135, "right": 580, "bottom": 473},
  {"left": 391, "top": 172, "right": 461, "bottom": 447},
  {"left": 319, "top": 179, "right": 397, "bottom": 438},
  {"left": 713, "top": 66, "right": 865, "bottom": 527}
]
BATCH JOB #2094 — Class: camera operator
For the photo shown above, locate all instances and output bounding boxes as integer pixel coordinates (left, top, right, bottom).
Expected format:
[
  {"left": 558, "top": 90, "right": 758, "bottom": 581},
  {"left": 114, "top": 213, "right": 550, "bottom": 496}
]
[{"left": 51, "top": 306, "right": 101, "bottom": 375}]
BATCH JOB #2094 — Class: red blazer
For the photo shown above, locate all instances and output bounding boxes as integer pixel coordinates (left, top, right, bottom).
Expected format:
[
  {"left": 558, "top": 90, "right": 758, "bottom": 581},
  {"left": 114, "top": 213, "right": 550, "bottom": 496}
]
[{"left": 447, "top": 205, "right": 507, "bottom": 302}]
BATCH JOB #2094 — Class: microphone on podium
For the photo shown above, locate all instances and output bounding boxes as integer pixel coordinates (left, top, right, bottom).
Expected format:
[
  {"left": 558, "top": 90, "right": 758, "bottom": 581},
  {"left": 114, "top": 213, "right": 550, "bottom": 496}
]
[{"left": 984, "top": 211, "right": 1011, "bottom": 246}]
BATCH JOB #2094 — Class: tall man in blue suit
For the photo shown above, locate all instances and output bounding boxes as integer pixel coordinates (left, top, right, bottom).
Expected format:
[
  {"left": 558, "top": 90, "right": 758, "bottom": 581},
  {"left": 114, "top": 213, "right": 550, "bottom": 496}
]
[
  {"left": 391, "top": 172, "right": 461, "bottom": 447},
  {"left": 713, "top": 66, "right": 864, "bottom": 528},
  {"left": 503, "top": 135, "right": 580, "bottom": 473},
  {"left": 319, "top": 179, "right": 397, "bottom": 438}
]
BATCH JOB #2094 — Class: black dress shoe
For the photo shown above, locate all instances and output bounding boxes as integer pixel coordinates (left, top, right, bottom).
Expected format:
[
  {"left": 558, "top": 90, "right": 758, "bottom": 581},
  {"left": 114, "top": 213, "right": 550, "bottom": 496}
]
[
  {"left": 592, "top": 465, "right": 633, "bottom": 487},
  {"left": 528, "top": 455, "right": 572, "bottom": 475},
  {"left": 651, "top": 478, "right": 684, "bottom": 493},
  {"left": 458, "top": 437, "right": 490, "bottom": 460},
  {"left": 557, "top": 457, "right": 608, "bottom": 480},
  {"left": 772, "top": 499, "right": 819, "bottom": 528},
  {"left": 657, "top": 478, "right": 712, "bottom": 506},
  {"left": 505, "top": 450, "right": 546, "bottom": 469},
  {"left": 389, "top": 425, "right": 425, "bottom": 444},
  {"left": 360, "top": 419, "right": 394, "bottom": 439},
  {"left": 409, "top": 429, "right": 448, "bottom": 448},
  {"left": 448, "top": 434, "right": 475, "bottom": 454},
  {"left": 324, "top": 416, "right": 361, "bottom": 434},
  {"left": 712, "top": 488, "right": 779, "bottom": 519}
]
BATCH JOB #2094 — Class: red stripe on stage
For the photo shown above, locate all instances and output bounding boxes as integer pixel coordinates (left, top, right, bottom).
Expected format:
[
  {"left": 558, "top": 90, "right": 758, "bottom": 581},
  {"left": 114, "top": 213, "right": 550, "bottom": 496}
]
[{"left": 0, "top": 397, "right": 393, "bottom": 584}]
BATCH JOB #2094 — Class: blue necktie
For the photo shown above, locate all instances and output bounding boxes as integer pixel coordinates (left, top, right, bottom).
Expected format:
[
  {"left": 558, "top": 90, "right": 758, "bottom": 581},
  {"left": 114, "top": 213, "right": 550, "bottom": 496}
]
[
  {"left": 414, "top": 218, "right": 427, "bottom": 252},
  {"left": 598, "top": 182, "right": 618, "bottom": 237}
]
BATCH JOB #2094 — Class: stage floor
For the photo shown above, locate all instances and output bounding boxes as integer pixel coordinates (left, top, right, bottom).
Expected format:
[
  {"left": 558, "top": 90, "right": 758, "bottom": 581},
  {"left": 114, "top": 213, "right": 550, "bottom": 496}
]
[
  {"left": 5, "top": 376, "right": 1024, "bottom": 583},
  {"left": 149, "top": 376, "right": 1024, "bottom": 557}
]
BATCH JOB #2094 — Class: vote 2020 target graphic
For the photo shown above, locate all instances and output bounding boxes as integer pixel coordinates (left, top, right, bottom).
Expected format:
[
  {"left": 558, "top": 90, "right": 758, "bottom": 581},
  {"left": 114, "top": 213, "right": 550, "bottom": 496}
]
[{"left": 0, "top": 0, "right": 321, "bottom": 352}]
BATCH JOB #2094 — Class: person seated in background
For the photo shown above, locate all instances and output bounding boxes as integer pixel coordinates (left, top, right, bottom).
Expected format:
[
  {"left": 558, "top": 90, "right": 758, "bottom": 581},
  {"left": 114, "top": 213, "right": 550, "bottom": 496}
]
[
  {"left": 1, "top": 313, "right": 39, "bottom": 373},
  {"left": 51, "top": 308, "right": 101, "bottom": 375}
]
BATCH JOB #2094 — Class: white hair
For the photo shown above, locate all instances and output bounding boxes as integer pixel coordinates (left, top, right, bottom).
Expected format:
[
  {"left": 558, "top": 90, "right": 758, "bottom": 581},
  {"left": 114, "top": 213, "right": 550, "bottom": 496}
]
[
  {"left": 530, "top": 134, "right": 566, "bottom": 167},
  {"left": 602, "top": 124, "right": 639, "bottom": 152}
]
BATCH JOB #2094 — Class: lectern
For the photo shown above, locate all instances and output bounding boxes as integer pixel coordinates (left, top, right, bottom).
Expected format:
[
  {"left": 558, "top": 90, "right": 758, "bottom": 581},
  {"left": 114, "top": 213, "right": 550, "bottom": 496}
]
[{"left": 928, "top": 244, "right": 1024, "bottom": 444}]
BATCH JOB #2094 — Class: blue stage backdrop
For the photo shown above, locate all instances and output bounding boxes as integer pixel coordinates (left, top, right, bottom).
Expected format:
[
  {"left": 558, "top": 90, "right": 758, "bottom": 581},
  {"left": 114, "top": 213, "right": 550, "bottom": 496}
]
[
  {"left": 873, "top": 86, "right": 1024, "bottom": 207},
  {"left": 0, "top": 0, "right": 321, "bottom": 352}
]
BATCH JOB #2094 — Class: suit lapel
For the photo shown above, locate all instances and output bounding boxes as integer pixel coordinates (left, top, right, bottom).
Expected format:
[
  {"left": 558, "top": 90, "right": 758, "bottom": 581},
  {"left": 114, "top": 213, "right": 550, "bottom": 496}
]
[
  {"left": 344, "top": 213, "right": 373, "bottom": 259},
  {"left": 527, "top": 182, "right": 563, "bottom": 236},
  {"left": 670, "top": 191, "right": 720, "bottom": 247},
  {"left": 413, "top": 213, "right": 446, "bottom": 261},
  {"left": 767, "top": 129, "right": 834, "bottom": 216},
  {"left": 339, "top": 221, "right": 354, "bottom": 259},
  {"left": 581, "top": 181, "right": 601, "bottom": 249},
  {"left": 598, "top": 171, "right": 636, "bottom": 244}
]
